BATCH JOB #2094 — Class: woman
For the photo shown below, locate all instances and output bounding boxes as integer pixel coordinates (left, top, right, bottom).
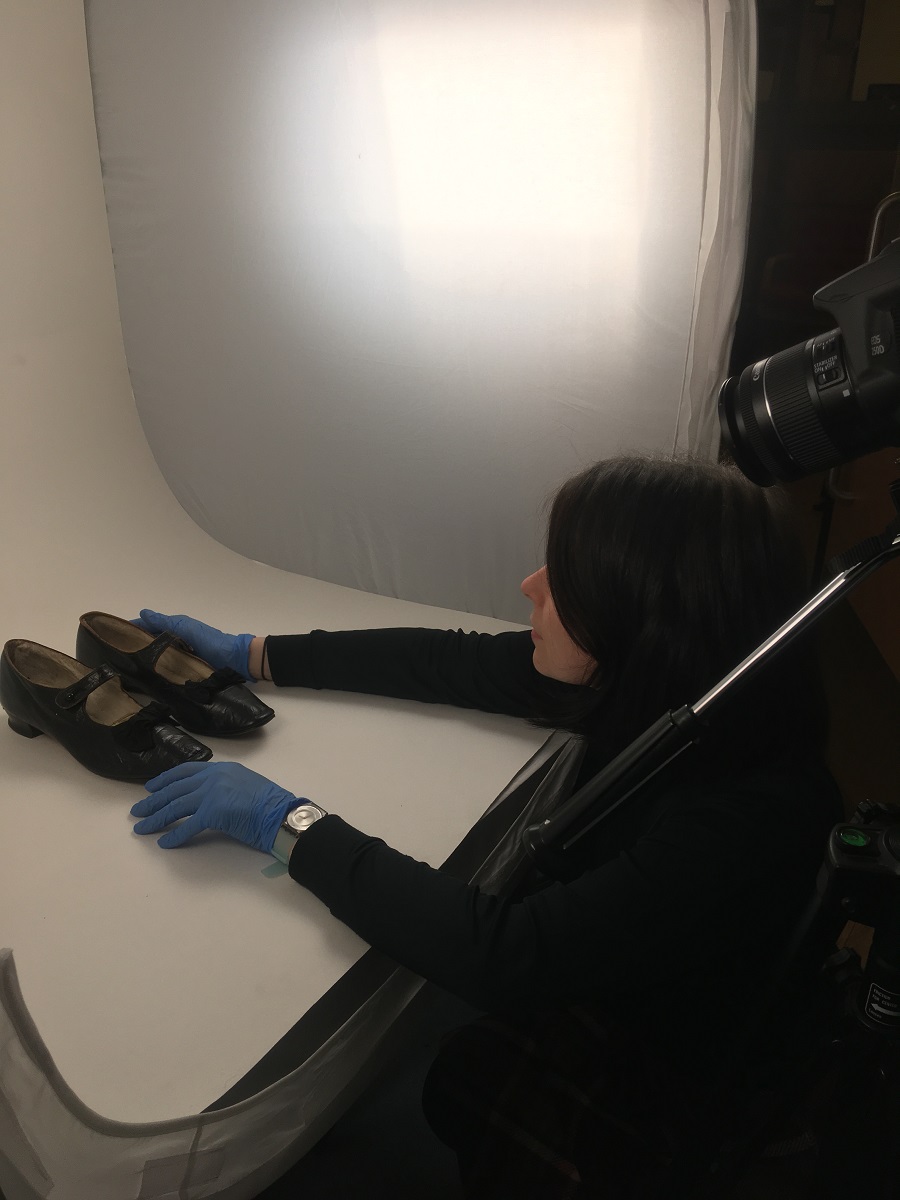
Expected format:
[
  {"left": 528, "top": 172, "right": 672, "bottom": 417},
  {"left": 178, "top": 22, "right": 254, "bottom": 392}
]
[{"left": 130, "top": 455, "right": 841, "bottom": 1197}]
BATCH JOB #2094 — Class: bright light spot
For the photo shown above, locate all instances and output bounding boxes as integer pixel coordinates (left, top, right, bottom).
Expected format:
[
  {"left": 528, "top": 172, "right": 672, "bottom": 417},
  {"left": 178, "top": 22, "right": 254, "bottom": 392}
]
[
  {"left": 373, "top": 17, "right": 644, "bottom": 236},
  {"left": 272, "top": 7, "right": 648, "bottom": 316},
  {"left": 310, "top": 10, "right": 648, "bottom": 290}
]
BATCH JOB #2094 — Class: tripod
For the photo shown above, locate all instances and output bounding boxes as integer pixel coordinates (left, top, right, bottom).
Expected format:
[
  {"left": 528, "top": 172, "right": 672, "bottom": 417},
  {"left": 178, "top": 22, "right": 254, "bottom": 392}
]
[
  {"left": 520, "top": 488, "right": 900, "bottom": 1197},
  {"left": 678, "top": 799, "right": 900, "bottom": 1198}
]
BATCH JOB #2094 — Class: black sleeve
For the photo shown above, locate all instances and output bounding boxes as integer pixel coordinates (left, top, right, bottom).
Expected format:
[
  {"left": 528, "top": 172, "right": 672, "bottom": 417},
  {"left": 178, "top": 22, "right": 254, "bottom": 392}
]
[
  {"left": 265, "top": 627, "right": 577, "bottom": 719},
  {"left": 288, "top": 768, "right": 836, "bottom": 1018}
]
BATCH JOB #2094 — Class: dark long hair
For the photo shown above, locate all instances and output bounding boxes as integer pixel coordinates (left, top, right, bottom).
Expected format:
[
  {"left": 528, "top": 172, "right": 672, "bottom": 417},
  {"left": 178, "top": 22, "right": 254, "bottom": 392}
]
[{"left": 538, "top": 455, "right": 827, "bottom": 765}]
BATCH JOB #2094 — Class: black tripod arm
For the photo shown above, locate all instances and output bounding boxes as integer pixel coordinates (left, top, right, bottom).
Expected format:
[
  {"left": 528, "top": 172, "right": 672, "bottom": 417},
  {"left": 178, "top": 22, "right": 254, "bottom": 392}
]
[
  {"left": 523, "top": 705, "right": 702, "bottom": 876},
  {"left": 695, "top": 530, "right": 899, "bottom": 719}
]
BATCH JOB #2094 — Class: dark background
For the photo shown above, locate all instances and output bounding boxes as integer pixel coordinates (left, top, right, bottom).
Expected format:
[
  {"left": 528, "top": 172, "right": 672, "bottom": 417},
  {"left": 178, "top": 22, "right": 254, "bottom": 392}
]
[
  {"left": 726, "top": 0, "right": 900, "bottom": 832},
  {"left": 731, "top": 0, "right": 899, "bottom": 372}
]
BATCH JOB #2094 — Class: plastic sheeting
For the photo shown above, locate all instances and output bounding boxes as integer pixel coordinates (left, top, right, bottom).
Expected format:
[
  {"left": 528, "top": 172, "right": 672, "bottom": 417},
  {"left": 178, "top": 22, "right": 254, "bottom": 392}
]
[
  {"left": 0, "top": 949, "right": 424, "bottom": 1200},
  {"left": 84, "top": 0, "right": 756, "bottom": 619},
  {"left": 0, "top": 732, "right": 584, "bottom": 1198}
]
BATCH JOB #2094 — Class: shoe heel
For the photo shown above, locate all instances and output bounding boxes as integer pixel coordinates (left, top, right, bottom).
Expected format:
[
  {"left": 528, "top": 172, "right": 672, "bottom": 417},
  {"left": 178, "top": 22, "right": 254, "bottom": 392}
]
[{"left": 7, "top": 714, "right": 43, "bottom": 738}]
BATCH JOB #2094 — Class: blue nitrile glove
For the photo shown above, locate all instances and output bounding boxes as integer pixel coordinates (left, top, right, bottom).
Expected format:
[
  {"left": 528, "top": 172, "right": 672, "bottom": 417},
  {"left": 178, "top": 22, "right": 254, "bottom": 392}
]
[
  {"left": 131, "top": 761, "right": 303, "bottom": 851},
  {"left": 132, "top": 610, "right": 256, "bottom": 681}
]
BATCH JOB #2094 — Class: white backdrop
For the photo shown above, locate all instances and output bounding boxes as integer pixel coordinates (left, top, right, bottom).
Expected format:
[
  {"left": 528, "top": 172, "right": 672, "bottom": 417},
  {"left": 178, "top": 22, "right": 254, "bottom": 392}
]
[{"left": 84, "top": 0, "right": 756, "bottom": 619}]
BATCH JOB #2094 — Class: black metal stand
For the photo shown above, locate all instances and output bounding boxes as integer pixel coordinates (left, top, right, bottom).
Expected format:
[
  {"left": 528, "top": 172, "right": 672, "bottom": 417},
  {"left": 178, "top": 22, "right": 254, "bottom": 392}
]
[{"left": 682, "top": 800, "right": 900, "bottom": 1198}]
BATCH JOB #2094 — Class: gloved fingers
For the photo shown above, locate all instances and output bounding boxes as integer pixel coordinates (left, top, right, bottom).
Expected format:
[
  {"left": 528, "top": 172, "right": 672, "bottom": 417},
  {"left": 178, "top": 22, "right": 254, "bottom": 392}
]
[
  {"left": 157, "top": 813, "right": 209, "bottom": 849},
  {"left": 138, "top": 609, "right": 206, "bottom": 651},
  {"left": 132, "top": 795, "right": 200, "bottom": 834},
  {"left": 143, "top": 760, "right": 215, "bottom": 793},
  {"left": 131, "top": 792, "right": 171, "bottom": 820},
  {"left": 137, "top": 608, "right": 172, "bottom": 632},
  {"left": 131, "top": 777, "right": 209, "bottom": 818}
]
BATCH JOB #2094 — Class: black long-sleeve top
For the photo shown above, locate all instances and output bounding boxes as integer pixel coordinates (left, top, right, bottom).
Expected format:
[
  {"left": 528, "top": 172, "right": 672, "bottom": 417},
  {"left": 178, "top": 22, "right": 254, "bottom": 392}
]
[{"left": 265, "top": 628, "right": 842, "bottom": 1077}]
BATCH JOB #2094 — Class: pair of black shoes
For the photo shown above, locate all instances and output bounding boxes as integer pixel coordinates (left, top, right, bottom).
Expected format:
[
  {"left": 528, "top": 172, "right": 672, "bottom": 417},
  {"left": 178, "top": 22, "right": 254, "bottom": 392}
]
[{"left": 0, "top": 612, "right": 274, "bottom": 784}]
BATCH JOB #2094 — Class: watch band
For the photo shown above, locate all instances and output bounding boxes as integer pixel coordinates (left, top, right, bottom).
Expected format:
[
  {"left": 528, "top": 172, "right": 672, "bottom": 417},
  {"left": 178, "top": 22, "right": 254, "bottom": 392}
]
[{"left": 272, "top": 801, "right": 328, "bottom": 865}]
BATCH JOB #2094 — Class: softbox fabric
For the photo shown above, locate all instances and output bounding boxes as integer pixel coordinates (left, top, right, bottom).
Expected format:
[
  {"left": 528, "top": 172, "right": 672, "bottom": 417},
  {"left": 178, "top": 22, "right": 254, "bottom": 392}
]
[{"left": 84, "top": 0, "right": 756, "bottom": 619}]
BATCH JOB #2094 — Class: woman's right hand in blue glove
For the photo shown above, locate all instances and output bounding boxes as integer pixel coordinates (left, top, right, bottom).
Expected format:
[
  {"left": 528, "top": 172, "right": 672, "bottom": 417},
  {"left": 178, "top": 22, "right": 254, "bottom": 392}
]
[
  {"left": 132, "top": 610, "right": 257, "bottom": 681},
  {"left": 131, "top": 761, "right": 300, "bottom": 851}
]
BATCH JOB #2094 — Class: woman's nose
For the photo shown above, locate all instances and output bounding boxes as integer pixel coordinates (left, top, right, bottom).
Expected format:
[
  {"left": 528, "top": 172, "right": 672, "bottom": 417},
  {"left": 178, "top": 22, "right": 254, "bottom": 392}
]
[{"left": 520, "top": 566, "right": 546, "bottom": 600}]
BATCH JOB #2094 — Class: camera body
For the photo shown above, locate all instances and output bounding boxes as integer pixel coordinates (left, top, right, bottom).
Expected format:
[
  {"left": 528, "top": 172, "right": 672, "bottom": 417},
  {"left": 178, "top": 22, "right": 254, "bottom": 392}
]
[{"left": 719, "top": 238, "right": 900, "bottom": 485}]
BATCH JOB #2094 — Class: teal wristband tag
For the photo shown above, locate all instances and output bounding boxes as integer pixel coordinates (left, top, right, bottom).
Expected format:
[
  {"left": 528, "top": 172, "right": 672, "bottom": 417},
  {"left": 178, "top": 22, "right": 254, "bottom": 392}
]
[{"left": 261, "top": 860, "right": 288, "bottom": 878}]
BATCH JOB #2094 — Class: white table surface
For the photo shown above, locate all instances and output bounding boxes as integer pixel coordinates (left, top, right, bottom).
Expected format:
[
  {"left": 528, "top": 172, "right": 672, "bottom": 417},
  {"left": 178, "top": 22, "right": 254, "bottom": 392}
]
[{"left": 0, "top": 569, "right": 544, "bottom": 1124}]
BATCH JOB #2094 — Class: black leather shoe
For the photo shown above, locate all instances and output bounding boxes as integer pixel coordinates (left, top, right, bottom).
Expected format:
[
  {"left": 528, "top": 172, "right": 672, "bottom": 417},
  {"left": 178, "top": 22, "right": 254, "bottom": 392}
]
[
  {"left": 76, "top": 612, "right": 275, "bottom": 737},
  {"left": 1, "top": 639, "right": 213, "bottom": 784}
]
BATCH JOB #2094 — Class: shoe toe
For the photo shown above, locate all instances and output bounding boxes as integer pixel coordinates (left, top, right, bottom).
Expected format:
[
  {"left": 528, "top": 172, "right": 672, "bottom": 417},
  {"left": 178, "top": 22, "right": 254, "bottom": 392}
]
[
  {"left": 153, "top": 721, "right": 214, "bottom": 764},
  {"left": 206, "top": 686, "right": 275, "bottom": 735}
]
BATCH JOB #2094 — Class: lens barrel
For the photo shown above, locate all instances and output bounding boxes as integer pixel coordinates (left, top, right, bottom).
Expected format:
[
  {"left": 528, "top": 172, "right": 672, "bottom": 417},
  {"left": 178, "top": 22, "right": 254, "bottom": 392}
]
[
  {"left": 719, "top": 245, "right": 900, "bottom": 484},
  {"left": 718, "top": 330, "right": 874, "bottom": 486}
]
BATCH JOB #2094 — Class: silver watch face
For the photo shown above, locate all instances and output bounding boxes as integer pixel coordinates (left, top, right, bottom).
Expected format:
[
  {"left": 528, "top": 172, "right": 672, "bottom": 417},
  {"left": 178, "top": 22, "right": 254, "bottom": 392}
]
[{"left": 286, "top": 804, "right": 324, "bottom": 834}]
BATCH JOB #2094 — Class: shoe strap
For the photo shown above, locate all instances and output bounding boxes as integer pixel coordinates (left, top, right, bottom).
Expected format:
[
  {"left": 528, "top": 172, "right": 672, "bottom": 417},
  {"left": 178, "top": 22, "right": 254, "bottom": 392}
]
[
  {"left": 142, "top": 632, "right": 195, "bottom": 670},
  {"left": 56, "top": 663, "right": 119, "bottom": 709}
]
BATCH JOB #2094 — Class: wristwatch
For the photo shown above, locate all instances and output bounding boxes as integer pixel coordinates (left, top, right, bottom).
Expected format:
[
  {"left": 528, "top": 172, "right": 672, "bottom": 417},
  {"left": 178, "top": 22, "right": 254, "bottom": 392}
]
[{"left": 272, "top": 802, "right": 328, "bottom": 865}]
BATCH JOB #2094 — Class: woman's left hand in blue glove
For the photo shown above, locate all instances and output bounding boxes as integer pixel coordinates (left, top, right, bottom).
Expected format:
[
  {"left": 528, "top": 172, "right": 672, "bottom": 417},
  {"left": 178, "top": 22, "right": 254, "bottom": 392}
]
[{"left": 131, "top": 761, "right": 303, "bottom": 852}]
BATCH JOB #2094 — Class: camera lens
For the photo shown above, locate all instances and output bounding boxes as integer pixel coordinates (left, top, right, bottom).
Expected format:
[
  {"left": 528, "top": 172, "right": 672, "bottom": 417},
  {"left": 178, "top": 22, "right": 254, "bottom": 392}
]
[{"left": 718, "top": 329, "right": 885, "bottom": 486}]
